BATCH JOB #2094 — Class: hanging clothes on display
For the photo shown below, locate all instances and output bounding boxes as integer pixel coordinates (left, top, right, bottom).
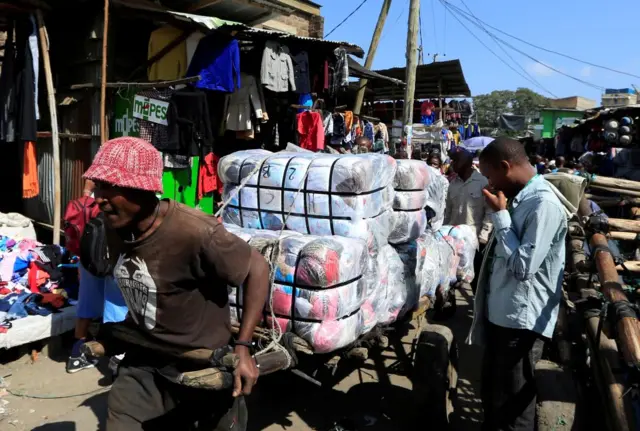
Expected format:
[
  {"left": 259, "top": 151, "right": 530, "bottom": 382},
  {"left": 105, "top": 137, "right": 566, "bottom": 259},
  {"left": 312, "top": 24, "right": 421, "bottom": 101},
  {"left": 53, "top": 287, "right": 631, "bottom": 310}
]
[
  {"left": 224, "top": 73, "right": 265, "bottom": 132},
  {"left": 260, "top": 41, "right": 296, "bottom": 93},
  {"left": 147, "top": 26, "right": 188, "bottom": 81},
  {"left": 15, "top": 17, "right": 37, "bottom": 143},
  {"left": 292, "top": 50, "right": 311, "bottom": 94},
  {"left": 0, "top": 21, "right": 17, "bottom": 143},
  {"left": 330, "top": 48, "right": 349, "bottom": 97},
  {"left": 296, "top": 110, "right": 325, "bottom": 152},
  {"left": 166, "top": 88, "right": 214, "bottom": 157},
  {"left": 187, "top": 34, "right": 241, "bottom": 93},
  {"left": 198, "top": 152, "right": 223, "bottom": 200},
  {"left": 23, "top": 141, "right": 39, "bottom": 198},
  {"left": 185, "top": 31, "right": 205, "bottom": 70}
]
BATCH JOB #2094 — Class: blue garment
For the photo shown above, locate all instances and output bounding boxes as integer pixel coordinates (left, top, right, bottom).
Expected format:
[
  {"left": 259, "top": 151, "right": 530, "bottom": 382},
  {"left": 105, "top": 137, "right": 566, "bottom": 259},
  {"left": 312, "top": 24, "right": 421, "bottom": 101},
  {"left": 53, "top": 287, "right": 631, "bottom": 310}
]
[
  {"left": 363, "top": 121, "right": 375, "bottom": 142},
  {"left": 468, "top": 175, "right": 567, "bottom": 346},
  {"left": 297, "top": 93, "right": 313, "bottom": 113},
  {"left": 187, "top": 35, "right": 240, "bottom": 93},
  {"left": 76, "top": 265, "right": 127, "bottom": 323}
]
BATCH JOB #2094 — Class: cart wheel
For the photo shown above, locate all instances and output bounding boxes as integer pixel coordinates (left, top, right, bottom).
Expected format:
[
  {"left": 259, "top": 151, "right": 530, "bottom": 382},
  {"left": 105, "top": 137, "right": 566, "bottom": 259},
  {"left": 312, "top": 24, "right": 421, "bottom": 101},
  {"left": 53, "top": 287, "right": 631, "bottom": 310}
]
[{"left": 412, "top": 324, "right": 458, "bottom": 429}]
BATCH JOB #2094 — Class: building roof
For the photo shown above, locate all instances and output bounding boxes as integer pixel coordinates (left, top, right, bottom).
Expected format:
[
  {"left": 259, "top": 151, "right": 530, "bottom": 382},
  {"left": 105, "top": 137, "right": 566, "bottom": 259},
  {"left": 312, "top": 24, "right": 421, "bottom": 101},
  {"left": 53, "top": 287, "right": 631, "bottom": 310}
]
[
  {"left": 369, "top": 60, "right": 471, "bottom": 100},
  {"left": 112, "top": 0, "right": 364, "bottom": 57},
  {"left": 348, "top": 57, "right": 405, "bottom": 86}
]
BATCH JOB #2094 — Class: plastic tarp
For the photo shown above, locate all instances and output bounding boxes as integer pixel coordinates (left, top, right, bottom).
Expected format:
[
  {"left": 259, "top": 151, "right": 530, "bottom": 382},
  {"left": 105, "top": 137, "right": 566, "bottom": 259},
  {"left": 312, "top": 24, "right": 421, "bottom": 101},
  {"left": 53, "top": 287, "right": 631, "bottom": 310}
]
[{"left": 389, "top": 160, "right": 430, "bottom": 245}]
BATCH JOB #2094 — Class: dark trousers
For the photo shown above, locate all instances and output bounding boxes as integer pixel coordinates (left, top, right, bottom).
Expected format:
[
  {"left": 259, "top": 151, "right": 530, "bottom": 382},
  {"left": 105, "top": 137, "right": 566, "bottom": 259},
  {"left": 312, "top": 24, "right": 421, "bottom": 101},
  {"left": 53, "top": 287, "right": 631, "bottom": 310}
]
[
  {"left": 481, "top": 321, "right": 540, "bottom": 431},
  {"left": 107, "top": 355, "right": 247, "bottom": 431},
  {"left": 471, "top": 243, "right": 486, "bottom": 294}
]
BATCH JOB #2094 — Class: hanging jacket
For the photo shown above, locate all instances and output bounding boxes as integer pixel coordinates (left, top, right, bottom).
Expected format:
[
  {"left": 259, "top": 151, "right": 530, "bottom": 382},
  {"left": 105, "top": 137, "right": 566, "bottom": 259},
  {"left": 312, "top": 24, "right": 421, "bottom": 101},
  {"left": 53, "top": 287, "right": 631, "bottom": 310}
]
[
  {"left": 0, "top": 20, "right": 16, "bottom": 142},
  {"left": 292, "top": 51, "right": 311, "bottom": 94},
  {"left": 187, "top": 34, "right": 241, "bottom": 93},
  {"left": 261, "top": 41, "right": 296, "bottom": 93},
  {"left": 225, "top": 73, "right": 265, "bottom": 132}
]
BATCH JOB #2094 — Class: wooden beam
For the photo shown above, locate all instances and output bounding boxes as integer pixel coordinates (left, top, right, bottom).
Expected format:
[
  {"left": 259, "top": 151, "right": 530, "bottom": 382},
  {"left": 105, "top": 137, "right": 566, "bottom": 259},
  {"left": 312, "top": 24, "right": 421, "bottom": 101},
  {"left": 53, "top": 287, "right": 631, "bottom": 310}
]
[
  {"left": 36, "top": 10, "right": 61, "bottom": 245},
  {"left": 100, "top": 0, "right": 109, "bottom": 144},
  {"left": 187, "top": 0, "right": 224, "bottom": 12},
  {"left": 70, "top": 76, "right": 200, "bottom": 90}
]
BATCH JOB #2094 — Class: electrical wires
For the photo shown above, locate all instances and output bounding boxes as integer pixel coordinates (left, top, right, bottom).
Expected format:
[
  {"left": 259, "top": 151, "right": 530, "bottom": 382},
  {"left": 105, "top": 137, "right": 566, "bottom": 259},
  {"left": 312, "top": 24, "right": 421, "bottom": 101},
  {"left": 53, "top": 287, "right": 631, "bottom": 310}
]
[
  {"left": 447, "top": 1, "right": 640, "bottom": 80},
  {"left": 325, "top": 0, "right": 371, "bottom": 39},
  {"left": 437, "top": 0, "right": 559, "bottom": 96},
  {"left": 440, "top": 0, "right": 604, "bottom": 92}
]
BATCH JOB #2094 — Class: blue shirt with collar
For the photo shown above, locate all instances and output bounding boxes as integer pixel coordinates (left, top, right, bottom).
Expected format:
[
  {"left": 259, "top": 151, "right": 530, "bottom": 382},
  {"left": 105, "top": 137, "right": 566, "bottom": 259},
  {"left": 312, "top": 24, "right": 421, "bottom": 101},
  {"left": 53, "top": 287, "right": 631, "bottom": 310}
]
[{"left": 467, "top": 175, "right": 567, "bottom": 345}]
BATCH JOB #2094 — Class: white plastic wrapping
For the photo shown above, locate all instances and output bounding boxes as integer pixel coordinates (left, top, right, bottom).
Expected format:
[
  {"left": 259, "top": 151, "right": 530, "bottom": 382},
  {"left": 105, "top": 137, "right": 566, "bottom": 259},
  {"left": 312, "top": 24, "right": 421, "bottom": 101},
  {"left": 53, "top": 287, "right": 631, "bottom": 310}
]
[
  {"left": 389, "top": 160, "right": 431, "bottom": 244},
  {"left": 437, "top": 225, "right": 479, "bottom": 283},
  {"left": 425, "top": 166, "right": 449, "bottom": 230},
  {"left": 219, "top": 150, "right": 397, "bottom": 252},
  {"left": 226, "top": 224, "right": 369, "bottom": 353},
  {"left": 394, "top": 231, "right": 456, "bottom": 299}
]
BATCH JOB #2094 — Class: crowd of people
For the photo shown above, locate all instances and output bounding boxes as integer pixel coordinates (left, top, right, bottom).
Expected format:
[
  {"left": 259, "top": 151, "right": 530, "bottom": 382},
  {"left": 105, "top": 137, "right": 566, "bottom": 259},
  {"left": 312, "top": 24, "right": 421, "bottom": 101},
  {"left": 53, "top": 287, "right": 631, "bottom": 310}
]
[{"left": 62, "top": 135, "right": 567, "bottom": 431}]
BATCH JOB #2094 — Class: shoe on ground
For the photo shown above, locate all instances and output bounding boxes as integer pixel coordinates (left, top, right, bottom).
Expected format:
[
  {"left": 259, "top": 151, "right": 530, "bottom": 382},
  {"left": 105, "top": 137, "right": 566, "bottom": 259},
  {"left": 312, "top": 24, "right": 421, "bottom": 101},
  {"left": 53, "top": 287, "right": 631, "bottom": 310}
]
[{"left": 66, "top": 353, "right": 97, "bottom": 374}]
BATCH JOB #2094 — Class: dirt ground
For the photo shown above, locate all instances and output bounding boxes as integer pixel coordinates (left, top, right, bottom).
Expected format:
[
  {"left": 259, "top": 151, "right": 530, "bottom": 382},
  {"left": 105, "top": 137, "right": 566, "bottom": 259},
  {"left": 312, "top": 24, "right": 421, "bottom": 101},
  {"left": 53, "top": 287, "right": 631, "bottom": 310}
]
[{"left": 0, "top": 285, "right": 483, "bottom": 431}]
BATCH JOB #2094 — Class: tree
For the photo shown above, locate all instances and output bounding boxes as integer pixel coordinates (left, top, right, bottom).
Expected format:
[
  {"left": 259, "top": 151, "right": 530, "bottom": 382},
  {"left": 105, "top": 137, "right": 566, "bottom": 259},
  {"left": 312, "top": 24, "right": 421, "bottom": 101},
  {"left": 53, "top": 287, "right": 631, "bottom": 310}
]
[{"left": 473, "top": 88, "right": 550, "bottom": 127}]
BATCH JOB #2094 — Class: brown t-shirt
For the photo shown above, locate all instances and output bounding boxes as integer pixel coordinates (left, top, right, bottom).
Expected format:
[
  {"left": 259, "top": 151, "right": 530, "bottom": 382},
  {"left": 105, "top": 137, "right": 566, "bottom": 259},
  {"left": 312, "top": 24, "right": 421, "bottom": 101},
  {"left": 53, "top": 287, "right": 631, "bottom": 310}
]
[{"left": 109, "top": 200, "right": 252, "bottom": 350}]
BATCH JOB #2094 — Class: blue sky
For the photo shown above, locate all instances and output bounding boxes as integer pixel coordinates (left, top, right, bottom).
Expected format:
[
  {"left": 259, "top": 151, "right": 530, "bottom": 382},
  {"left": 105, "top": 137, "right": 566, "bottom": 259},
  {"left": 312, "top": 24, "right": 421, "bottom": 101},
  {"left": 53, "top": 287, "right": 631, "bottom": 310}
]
[{"left": 320, "top": 0, "right": 640, "bottom": 103}]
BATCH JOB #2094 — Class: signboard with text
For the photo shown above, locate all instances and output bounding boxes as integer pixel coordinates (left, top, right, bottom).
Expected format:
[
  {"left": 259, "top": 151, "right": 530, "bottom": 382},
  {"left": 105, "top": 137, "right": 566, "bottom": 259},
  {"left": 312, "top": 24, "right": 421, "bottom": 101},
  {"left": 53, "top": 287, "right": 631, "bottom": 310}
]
[{"left": 132, "top": 95, "right": 169, "bottom": 126}]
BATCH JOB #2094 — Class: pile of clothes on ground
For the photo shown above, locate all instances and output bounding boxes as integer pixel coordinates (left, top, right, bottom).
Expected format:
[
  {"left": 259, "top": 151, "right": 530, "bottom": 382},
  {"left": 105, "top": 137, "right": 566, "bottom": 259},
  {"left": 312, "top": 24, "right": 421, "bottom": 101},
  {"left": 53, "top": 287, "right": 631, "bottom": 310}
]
[
  {"left": 219, "top": 149, "right": 477, "bottom": 353},
  {"left": 0, "top": 235, "right": 78, "bottom": 332}
]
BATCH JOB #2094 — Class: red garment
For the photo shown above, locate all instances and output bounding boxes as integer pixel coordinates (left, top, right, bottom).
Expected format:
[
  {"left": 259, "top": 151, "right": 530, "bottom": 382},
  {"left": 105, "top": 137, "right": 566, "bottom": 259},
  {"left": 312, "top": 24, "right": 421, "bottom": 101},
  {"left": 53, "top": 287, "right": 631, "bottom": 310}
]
[
  {"left": 28, "top": 261, "right": 50, "bottom": 293},
  {"left": 296, "top": 111, "right": 325, "bottom": 151},
  {"left": 323, "top": 60, "right": 329, "bottom": 90},
  {"left": 198, "top": 153, "right": 223, "bottom": 200},
  {"left": 40, "top": 293, "right": 65, "bottom": 309},
  {"left": 420, "top": 101, "right": 435, "bottom": 116}
]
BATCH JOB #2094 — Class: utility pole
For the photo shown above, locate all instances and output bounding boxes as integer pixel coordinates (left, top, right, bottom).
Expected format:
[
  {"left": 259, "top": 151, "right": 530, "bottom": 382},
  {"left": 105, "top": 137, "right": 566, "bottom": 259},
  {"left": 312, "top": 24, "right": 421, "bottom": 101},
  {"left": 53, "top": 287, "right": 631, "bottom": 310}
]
[
  {"left": 353, "top": 0, "right": 392, "bottom": 115},
  {"left": 402, "top": 0, "right": 420, "bottom": 150}
]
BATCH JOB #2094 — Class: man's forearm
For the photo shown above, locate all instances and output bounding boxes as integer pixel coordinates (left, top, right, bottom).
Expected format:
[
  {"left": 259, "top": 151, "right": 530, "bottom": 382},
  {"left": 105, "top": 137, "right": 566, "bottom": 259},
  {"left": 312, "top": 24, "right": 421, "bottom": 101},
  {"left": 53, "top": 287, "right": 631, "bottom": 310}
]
[{"left": 237, "top": 251, "right": 269, "bottom": 343}]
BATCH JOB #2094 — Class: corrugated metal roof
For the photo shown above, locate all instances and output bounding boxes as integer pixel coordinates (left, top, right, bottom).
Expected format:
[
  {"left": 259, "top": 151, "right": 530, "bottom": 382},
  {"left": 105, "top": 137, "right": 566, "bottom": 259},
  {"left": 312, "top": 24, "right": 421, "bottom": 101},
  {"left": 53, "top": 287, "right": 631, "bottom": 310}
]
[
  {"left": 113, "top": 0, "right": 365, "bottom": 57},
  {"left": 348, "top": 57, "right": 405, "bottom": 86},
  {"left": 370, "top": 60, "right": 471, "bottom": 100}
]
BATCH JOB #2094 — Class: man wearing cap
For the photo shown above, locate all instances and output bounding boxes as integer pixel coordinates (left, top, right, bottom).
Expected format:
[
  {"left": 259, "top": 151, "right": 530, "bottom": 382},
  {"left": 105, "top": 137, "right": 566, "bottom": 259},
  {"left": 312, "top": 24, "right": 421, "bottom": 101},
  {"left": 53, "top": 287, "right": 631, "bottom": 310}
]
[
  {"left": 83, "top": 137, "right": 269, "bottom": 430},
  {"left": 444, "top": 147, "right": 493, "bottom": 290}
]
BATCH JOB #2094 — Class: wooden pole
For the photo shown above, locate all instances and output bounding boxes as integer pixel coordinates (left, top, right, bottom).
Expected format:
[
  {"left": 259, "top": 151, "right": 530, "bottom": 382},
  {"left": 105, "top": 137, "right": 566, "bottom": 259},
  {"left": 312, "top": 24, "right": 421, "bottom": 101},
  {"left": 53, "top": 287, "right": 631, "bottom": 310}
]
[
  {"left": 590, "top": 233, "right": 640, "bottom": 368},
  {"left": 35, "top": 11, "right": 61, "bottom": 245},
  {"left": 402, "top": 0, "right": 420, "bottom": 150},
  {"left": 100, "top": 0, "right": 109, "bottom": 144},
  {"left": 607, "top": 218, "right": 640, "bottom": 233},
  {"left": 353, "top": 0, "right": 392, "bottom": 115}
]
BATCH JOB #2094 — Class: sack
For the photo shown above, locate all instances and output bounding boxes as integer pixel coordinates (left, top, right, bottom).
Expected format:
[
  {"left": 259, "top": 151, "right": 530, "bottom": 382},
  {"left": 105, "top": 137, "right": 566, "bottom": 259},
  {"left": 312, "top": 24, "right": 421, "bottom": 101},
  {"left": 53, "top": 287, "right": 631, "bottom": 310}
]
[
  {"left": 79, "top": 213, "right": 112, "bottom": 277},
  {"left": 63, "top": 197, "right": 100, "bottom": 255}
]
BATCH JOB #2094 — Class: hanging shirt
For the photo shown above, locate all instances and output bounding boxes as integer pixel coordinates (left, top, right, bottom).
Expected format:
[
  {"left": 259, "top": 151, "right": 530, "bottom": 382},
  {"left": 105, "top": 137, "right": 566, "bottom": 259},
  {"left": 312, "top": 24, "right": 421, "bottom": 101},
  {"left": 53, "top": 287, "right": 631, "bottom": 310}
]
[
  {"left": 292, "top": 51, "right": 311, "bottom": 94},
  {"left": 185, "top": 31, "right": 205, "bottom": 70},
  {"left": 147, "top": 26, "right": 187, "bottom": 81},
  {"left": 296, "top": 111, "right": 325, "bottom": 151},
  {"left": 224, "top": 73, "right": 264, "bottom": 132},
  {"left": 187, "top": 34, "right": 241, "bottom": 93},
  {"left": 260, "top": 41, "right": 296, "bottom": 93}
]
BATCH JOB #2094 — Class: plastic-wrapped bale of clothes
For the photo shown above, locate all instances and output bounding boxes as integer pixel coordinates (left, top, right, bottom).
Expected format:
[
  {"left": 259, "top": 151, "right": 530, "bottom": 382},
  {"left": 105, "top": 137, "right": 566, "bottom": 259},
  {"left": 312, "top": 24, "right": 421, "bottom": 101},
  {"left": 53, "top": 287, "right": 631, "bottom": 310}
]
[
  {"left": 437, "top": 225, "right": 478, "bottom": 283},
  {"left": 361, "top": 245, "right": 408, "bottom": 331},
  {"left": 394, "top": 231, "right": 455, "bottom": 299},
  {"left": 218, "top": 150, "right": 397, "bottom": 253},
  {"left": 425, "top": 166, "right": 448, "bottom": 230},
  {"left": 226, "top": 224, "right": 369, "bottom": 353},
  {"left": 389, "top": 160, "right": 429, "bottom": 245}
]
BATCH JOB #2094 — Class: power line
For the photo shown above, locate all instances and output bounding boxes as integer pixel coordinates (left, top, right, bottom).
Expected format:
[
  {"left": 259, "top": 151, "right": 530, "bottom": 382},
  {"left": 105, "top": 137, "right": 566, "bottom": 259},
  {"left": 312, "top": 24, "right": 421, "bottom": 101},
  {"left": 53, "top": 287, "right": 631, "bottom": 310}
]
[
  {"left": 437, "top": 0, "right": 558, "bottom": 96},
  {"left": 325, "top": 0, "right": 371, "bottom": 39},
  {"left": 446, "top": 0, "right": 640, "bottom": 80},
  {"left": 379, "top": 0, "right": 408, "bottom": 44},
  {"left": 457, "top": 0, "right": 556, "bottom": 97},
  {"left": 444, "top": 1, "right": 605, "bottom": 91}
]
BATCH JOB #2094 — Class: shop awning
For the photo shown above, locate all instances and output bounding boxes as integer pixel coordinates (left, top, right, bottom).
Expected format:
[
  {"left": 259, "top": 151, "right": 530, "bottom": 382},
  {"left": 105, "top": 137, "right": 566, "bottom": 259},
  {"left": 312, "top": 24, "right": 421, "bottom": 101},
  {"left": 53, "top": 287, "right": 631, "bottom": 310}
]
[
  {"left": 369, "top": 59, "right": 471, "bottom": 100},
  {"left": 112, "top": 0, "right": 364, "bottom": 57},
  {"left": 348, "top": 57, "right": 405, "bottom": 86}
]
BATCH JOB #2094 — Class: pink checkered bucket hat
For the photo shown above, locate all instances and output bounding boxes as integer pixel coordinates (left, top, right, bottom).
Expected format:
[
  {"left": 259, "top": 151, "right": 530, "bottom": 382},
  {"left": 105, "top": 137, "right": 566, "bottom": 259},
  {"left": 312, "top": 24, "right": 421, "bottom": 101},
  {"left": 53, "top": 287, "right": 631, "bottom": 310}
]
[{"left": 83, "top": 137, "right": 164, "bottom": 193}]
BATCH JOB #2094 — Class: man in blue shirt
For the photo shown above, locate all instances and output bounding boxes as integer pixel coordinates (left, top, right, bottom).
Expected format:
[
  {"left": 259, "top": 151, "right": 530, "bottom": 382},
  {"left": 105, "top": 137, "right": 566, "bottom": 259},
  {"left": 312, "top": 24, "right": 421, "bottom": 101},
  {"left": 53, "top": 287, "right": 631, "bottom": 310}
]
[{"left": 468, "top": 138, "right": 567, "bottom": 430}]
